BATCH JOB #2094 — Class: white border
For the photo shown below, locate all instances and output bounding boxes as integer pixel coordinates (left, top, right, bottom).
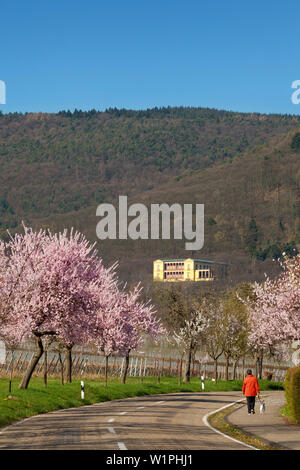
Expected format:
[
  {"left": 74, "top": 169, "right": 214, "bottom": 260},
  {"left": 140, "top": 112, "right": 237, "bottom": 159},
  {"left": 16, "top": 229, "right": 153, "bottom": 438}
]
[{"left": 202, "top": 399, "right": 259, "bottom": 450}]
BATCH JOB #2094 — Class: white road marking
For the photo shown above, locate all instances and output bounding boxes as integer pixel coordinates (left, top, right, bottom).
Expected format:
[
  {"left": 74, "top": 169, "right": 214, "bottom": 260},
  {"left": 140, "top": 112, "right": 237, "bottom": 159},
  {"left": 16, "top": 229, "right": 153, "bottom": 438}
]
[
  {"left": 202, "top": 399, "right": 258, "bottom": 450},
  {"left": 118, "top": 442, "right": 127, "bottom": 450},
  {"left": 108, "top": 418, "right": 115, "bottom": 423}
]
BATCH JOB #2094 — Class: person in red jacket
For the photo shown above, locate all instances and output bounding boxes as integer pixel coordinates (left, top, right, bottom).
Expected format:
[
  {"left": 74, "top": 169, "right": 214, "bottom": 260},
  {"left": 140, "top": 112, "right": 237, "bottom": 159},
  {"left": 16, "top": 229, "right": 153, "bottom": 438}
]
[{"left": 242, "top": 369, "right": 260, "bottom": 414}]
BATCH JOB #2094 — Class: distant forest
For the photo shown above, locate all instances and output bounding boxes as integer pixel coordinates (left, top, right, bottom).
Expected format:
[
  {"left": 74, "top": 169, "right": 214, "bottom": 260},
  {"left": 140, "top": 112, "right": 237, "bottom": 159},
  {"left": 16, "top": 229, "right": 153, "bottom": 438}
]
[{"left": 0, "top": 107, "right": 300, "bottom": 284}]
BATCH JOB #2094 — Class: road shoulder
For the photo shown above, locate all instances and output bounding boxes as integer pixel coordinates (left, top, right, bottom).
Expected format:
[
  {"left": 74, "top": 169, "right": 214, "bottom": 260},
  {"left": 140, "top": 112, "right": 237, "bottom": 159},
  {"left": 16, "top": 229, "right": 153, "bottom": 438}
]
[{"left": 224, "top": 391, "right": 300, "bottom": 450}]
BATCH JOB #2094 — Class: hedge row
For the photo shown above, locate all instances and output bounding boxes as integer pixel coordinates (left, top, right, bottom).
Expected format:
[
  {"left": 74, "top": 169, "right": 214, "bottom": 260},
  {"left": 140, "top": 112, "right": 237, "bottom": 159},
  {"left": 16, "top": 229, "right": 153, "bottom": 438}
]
[{"left": 284, "top": 366, "right": 300, "bottom": 424}]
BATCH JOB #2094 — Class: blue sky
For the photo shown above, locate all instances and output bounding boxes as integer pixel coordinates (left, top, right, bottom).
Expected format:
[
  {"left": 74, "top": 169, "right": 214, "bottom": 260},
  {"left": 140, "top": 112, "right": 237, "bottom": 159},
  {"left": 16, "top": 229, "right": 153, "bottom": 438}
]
[{"left": 1, "top": 0, "right": 300, "bottom": 114}]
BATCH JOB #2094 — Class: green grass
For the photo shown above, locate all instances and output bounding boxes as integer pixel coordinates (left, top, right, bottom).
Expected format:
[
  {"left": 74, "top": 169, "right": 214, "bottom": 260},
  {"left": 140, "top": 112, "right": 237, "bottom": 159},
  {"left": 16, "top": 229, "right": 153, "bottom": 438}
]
[
  {"left": 0, "top": 376, "right": 283, "bottom": 430},
  {"left": 280, "top": 404, "right": 291, "bottom": 419},
  {"left": 280, "top": 404, "right": 299, "bottom": 424}
]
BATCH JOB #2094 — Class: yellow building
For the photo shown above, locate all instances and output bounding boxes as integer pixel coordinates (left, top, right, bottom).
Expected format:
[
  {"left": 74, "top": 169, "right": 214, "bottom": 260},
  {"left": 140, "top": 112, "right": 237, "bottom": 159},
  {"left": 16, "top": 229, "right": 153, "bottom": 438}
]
[{"left": 153, "top": 258, "right": 228, "bottom": 282}]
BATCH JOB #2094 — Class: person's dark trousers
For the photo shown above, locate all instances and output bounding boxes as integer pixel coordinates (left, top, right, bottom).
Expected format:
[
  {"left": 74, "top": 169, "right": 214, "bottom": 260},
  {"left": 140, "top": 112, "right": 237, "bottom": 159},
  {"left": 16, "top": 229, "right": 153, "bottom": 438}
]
[{"left": 246, "top": 396, "right": 256, "bottom": 413}]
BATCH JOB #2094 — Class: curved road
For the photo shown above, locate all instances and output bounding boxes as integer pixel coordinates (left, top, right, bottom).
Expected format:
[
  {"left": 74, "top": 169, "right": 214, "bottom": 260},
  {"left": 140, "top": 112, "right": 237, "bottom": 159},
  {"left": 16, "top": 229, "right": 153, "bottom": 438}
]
[{"left": 0, "top": 391, "right": 250, "bottom": 450}]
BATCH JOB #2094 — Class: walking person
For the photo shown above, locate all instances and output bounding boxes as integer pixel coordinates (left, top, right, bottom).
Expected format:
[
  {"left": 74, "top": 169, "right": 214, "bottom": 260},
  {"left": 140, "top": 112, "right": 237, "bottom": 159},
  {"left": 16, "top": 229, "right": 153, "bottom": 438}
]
[{"left": 242, "top": 369, "right": 260, "bottom": 415}]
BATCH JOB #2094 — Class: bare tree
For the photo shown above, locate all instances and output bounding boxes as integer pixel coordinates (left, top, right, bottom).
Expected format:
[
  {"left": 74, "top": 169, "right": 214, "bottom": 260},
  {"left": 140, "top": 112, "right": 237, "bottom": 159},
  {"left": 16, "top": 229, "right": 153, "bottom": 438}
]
[
  {"left": 204, "top": 300, "right": 226, "bottom": 382},
  {"left": 172, "top": 306, "right": 210, "bottom": 383}
]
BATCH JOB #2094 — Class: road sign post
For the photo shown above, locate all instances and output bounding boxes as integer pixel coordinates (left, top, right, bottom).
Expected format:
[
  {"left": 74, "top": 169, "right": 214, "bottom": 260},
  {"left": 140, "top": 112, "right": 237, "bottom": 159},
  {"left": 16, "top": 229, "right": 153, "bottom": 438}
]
[{"left": 201, "top": 375, "right": 205, "bottom": 391}]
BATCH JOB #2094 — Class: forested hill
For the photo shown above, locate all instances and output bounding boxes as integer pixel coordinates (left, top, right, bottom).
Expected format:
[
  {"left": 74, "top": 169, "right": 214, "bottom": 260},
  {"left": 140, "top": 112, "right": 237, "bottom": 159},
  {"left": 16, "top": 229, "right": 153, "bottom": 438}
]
[{"left": 0, "top": 107, "right": 300, "bottom": 284}]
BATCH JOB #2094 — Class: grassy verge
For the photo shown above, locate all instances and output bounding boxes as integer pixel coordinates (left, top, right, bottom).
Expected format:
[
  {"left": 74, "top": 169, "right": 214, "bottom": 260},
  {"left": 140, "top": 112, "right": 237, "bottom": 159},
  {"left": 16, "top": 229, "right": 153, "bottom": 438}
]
[
  {"left": 0, "top": 376, "right": 283, "bottom": 430},
  {"left": 280, "top": 404, "right": 299, "bottom": 425},
  {"left": 208, "top": 403, "right": 283, "bottom": 450}
]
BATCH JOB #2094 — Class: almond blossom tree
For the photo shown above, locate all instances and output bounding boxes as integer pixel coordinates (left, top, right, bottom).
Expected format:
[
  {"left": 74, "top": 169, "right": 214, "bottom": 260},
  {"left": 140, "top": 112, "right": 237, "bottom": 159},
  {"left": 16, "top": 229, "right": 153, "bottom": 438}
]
[
  {"left": 0, "top": 227, "right": 49, "bottom": 347},
  {"left": 0, "top": 239, "right": 8, "bottom": 339},
  {"left": 118, "top": 286, "right": 165, "bottom": 385},
  {"left": 222, "top": 291, "right": 249, "bottom": 380},
  {"left": 172, "top": 307, "right": 209, "bottom": 383},
  {"left": 247, "top": 252, "right": 300, "bottom": 359},
  {"left": 91, "top": 287, "right": 126, "bottom": 386},
  {"left": 0, "top": 225, "right": 118, "bottom": 389},
  {"left": 204, "top": 300, "right": 226, "bottom": 381},
  {"left": 91, "top": 284, "right": 164, "bottom": 386}
]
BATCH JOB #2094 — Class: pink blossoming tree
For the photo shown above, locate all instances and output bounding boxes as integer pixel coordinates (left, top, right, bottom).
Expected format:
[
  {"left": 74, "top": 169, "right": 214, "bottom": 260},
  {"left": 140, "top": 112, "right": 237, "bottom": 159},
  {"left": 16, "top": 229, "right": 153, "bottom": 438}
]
[
  {"left": 0, "top": 225, "right": 118, "bottom": 388},
  {"left": 91, "top": 284, "right": 164, "bottom": 386},
  {"left": 247, "top": 252, "right": 300, "bottom": 360}
]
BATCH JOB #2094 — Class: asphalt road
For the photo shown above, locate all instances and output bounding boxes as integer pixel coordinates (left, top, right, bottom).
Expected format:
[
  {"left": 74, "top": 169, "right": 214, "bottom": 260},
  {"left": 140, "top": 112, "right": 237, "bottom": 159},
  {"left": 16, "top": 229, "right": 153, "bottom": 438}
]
[{"left": 0, "top": 391, "right": 250, "bottom": 450}]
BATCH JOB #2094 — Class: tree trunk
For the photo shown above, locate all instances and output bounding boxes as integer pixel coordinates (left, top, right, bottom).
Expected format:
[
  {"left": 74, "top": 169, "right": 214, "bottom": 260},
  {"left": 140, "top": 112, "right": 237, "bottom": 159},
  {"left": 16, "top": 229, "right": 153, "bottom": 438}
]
[
  {"left": 233, "top": 359, "right": 238, "bottom": 380},
  {"left": 158, "top": 357, "right": 164, "bottom": 383},
  {"left": 9, "top": 351, "right": 15, "bottom": 394},
  {"left": 214, "top": 359, "right": 218, "bottom": 382},
  {"left": 225, "top": 356, "right": 230, "bottom": 381},
  {"left": 183, "top": 347, "right": 192, "bottom": 383},
  {"left": 255, "top": 354, "right": 259, "bottom": 378},
  {"left": 122, "top": 351, "right": 130, "bottom": 384},
  {"left": 104, "top": 355, "right": 109, "bottom": 387},
  {"left": 19, "top": 335, "right": 44, "bottom": 389},
  {"left": 157, "top": 358, "right": 161, "bottom": 384},
  {"left": 178, "top": 358, "right": 183, "bottom": 385},
  {"left": 258, "top": 350, "right": 263, "bottom": 379},
  {"left": 65, "top": 345, "right": 73, "bottom": 383},
  {"left": 43, "top": 349, "right": 48, "bottom": 387},
  {"left": 58, "top": 352, "right": 64, "bottom": 385}
]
